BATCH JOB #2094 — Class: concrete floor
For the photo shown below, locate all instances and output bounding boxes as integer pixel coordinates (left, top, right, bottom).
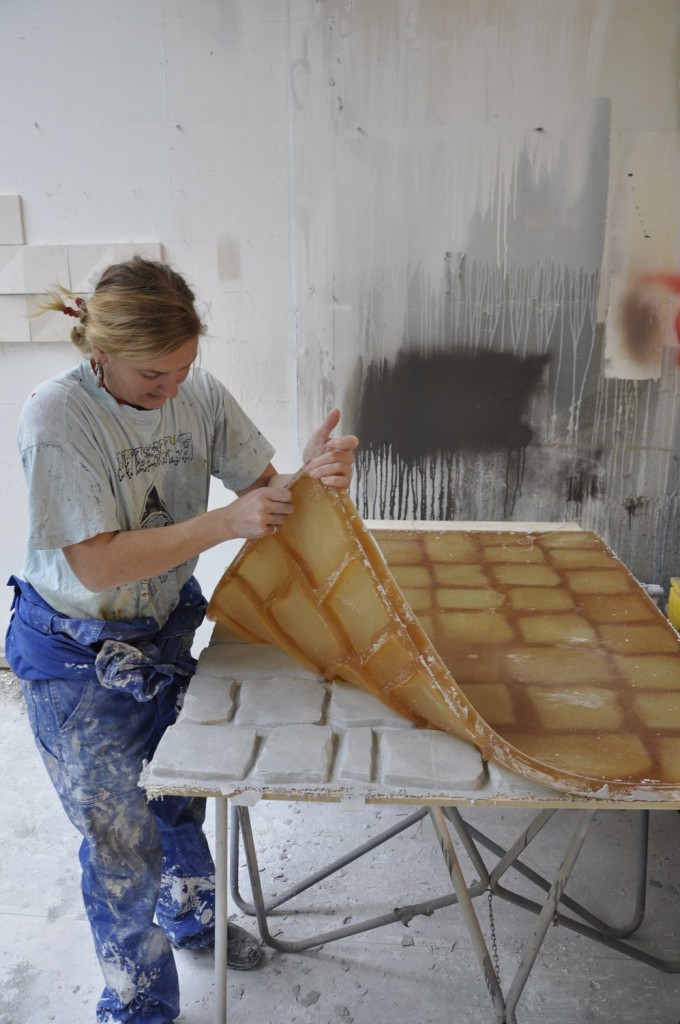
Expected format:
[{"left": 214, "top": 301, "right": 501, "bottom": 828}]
[{"left": 2, "top": 669, "right": 680, "bottom": 1024}]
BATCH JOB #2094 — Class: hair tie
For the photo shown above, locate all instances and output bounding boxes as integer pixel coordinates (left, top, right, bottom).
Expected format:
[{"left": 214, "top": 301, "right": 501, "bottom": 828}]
[{"left": 62, "top": 304, "right": 81, "bottom": 318}]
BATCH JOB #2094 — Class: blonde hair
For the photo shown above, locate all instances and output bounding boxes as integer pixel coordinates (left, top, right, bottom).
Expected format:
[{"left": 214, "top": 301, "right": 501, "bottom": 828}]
[{"left": 36, "top": 256, "right": 206, "bottom": 359}]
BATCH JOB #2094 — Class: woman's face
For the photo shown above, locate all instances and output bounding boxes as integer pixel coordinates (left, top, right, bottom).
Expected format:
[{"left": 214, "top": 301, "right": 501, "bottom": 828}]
[{"left": 93, "top": 337, "right": 200, "bottom": 410}]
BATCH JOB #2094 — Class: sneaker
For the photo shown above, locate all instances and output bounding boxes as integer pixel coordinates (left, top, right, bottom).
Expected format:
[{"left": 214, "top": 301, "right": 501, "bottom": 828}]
[{"left": 226, "top": 923, "right": 263, "bottom": 971}]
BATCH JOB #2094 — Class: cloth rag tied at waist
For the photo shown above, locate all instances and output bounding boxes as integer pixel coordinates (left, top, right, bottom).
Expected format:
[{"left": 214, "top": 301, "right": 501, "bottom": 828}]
[{"left": 4, "top": 575, "right": 207, "bottom": 701}]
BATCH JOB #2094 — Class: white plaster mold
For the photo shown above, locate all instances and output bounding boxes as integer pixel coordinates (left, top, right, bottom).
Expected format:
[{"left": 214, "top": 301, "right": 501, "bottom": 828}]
[
  {"left": 486, "top": 760, "right": 557, "bottom": 800},
  {"left": 329, "top": 680, "right": 415, "bottom": 728},
  {"left": 253, "top": 724, "right": 334, "bottom": 785},
  {"left": 150, "top": 722, "right": 257, "bottom": 781},
  {"left": 178, "top": 674, "right": 235, "bottom": 725},
  {"left": 143, "top": 665, "right": 490, "bottom": 798},
  {"left": 380, "top": 730, "right": 485, "bottom": 791},
  {"left": 337, "top": 727, "right": 375, "bottom": 784},
  {"left": 198, "top": 640, "right": 322, "bottom": 681},
  {"left": 235, "top": 676, "right": 327, "bottom": 726}
]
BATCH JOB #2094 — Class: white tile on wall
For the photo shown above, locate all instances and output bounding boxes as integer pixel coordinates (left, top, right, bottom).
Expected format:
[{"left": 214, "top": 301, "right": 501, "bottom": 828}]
[
  {"left": 0, "top": 196, "right": 24, "bottom": 245},
  {"left": 0, "top": 296, "right": 30, "bottom": 342},
  {"left": 0, "top": 247, "right": 26, "bottom": 293},
  {"left": 67, "top": 242, "right": 164, "bottom": 293},
  {"left": 27, "top": 294, "right": 83, "bottom": 343},
  {"left": 22, "top": 246, "right": 70, "bottom": 293}
]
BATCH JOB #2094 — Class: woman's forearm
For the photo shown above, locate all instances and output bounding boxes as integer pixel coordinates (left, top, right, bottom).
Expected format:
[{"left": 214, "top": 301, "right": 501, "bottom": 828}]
[
  {"left": 62, "top": 509, "right": 238, "bottom": 591},
  {"left": 62, "top": 427, "right": 358, "bottom": 594},
  {"left": 63, "top": 484, "right": 294, "bottom": 591}
]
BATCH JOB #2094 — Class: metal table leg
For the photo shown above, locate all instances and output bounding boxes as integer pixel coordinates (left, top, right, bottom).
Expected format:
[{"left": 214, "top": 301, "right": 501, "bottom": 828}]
[
  {"left": 447, "top": 808, "right": 650, "bottom": 938},
  {"left": 232, "top": 804, "right": 483, "bottom": 952},
  {"left": 428, "top": 806, "right": 507, "bottom": 1023},
  {"left": 214, "top": 796, "right": 229, "bottom": 1024},
  {"left": 225, "top": 801, "right": 680, "bottom": 1023},
  {"left": 485, "top": 809, "right": 680, "bottom": 972},
  {"left": 503, "top": 809, "right": 595, "bottom": 1024},
  {"left": 432, "top": 808, "right": 597, "bottom": 1023},
  {"left": 230, "top": 803, "right": 429, "bottom": 915}
]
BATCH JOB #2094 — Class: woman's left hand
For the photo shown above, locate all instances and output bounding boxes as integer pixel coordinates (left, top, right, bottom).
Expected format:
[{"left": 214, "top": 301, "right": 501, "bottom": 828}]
[{"left": 303, "top": 409, "right": 359, "bottom": 488}]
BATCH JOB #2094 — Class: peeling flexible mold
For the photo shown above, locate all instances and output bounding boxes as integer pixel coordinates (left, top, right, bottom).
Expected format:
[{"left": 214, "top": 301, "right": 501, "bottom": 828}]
[{"left": 208, "top": 472, "right": 680, "bottom": 798}]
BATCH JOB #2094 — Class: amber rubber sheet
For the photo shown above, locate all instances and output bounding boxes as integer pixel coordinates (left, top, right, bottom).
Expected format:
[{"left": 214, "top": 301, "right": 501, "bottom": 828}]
[{"left": 207, "top": 473, "right": 680, "bottom": 798}]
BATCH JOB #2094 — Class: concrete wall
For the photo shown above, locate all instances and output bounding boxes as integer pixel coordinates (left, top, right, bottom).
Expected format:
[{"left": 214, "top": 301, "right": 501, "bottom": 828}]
[{"left": 0, "top": 1, "right": 679, "bottom": 643}]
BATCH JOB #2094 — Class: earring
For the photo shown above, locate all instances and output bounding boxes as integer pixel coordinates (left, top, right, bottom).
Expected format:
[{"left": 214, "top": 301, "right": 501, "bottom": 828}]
[{"left": 95, "top": 362, "right": 104, "bottom": 388}]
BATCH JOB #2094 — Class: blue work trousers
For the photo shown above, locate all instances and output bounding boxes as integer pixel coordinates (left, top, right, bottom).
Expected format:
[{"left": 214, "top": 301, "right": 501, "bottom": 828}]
[{"left": 22, "top": 673, "right": 216, "bottom": 1024}]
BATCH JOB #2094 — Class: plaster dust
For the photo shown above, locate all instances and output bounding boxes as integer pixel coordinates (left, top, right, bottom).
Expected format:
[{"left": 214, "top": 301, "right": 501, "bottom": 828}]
[{"left": 5, "top": 671, "right": 680, "bottom": 1023}]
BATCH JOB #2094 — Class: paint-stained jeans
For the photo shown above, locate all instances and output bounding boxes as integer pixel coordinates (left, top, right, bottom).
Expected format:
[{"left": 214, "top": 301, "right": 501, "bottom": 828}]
[{"left": 22, "top": 674, "right": 216, "bottom": 1024}]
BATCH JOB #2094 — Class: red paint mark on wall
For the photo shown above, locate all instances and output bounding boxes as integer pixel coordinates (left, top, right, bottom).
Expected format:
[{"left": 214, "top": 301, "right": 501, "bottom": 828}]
[
  {"left": 613, "top": 272, "right": 680, "bottom": 366},
  {"left": 638, "top": 273, "right": 680, "bottom": 364}
]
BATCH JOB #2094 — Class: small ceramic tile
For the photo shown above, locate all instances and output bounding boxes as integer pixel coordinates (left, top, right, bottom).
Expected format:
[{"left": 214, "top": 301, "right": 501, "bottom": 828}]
[
  {"left": 0, "top": 196, "right": 24, "bottom": 244},
  {"left": 22, "top": 245, "right": 70, "bottom": 292},
  {"left": 27, "top": 293, "right": 79, "bottom": 342},
  {"left": 236, "top": 677, "right": 326, "bottom": 726},
  {"left": 0, "top": 246, "right": 25, "bottom": 293},
  {"left": 0, "top": 295, "right": 30, "bottom": 341},
  {"left": 68, "top": 242, "right": 163, "bottom": 292}
]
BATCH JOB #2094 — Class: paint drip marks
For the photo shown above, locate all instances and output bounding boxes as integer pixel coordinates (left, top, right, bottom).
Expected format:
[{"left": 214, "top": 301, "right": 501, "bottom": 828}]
[
  {"left": 565, "top": 469, "right": 602, "bottom": 513},
  {"left": 349, "top": 257, "right": 601, "bottom": 523},
  {"left": 354, "top": 349, "right": 548, "bottom": 520},
  {"left": 355, "top": 448, "right": 460, "bottom": 521},
  {"left": 623, "top": 495, "right": 647, "bottom": 526}
]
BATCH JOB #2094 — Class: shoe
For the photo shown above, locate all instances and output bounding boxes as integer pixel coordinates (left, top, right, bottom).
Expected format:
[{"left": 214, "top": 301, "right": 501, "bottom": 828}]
[{"left": 226, "top": 922, "right": 263, "bottom": 971}]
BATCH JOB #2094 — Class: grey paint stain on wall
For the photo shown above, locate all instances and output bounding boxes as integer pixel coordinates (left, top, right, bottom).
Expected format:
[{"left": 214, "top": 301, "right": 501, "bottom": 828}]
[
  {"left": 357, "top": 350, "right": 549, "bottom": 457},
  {"left": 353, "top": 101, "right": 612, "bottom": 524},
  {"left": 356, "top": 350, "right": 548, "bottom": 518}
]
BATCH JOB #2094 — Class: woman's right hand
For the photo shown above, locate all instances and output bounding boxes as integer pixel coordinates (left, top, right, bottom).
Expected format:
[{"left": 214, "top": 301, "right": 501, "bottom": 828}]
[{"left": 222, "top": 485, "right": 294, "bottom": 538}]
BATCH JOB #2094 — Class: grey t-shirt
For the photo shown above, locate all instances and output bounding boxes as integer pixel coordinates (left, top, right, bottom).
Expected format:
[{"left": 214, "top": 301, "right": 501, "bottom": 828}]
[{"left": 18, "top": 359, "right": 274, "bottom": 625}]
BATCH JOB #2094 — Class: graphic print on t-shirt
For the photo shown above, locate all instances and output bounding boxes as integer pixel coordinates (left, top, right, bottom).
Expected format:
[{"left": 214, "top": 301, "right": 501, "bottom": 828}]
[
  {"left": 139, "top": 483, "right": 186, "bottom": 587},
  {"left": 116, "top": 432, "right": 194, "bottom": 482},
  {"left": 140, "top": 483, "right": 174, "bottom": 530}
]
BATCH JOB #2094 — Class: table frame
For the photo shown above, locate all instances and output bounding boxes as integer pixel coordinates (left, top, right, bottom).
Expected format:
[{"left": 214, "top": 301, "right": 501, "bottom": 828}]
[{"left": 223, "top": 800, "right": 680, "bottom": 1024}]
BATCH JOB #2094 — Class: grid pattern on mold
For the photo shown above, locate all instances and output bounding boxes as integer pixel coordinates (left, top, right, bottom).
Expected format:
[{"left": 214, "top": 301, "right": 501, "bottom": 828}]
[
  {"left": 378, "top": 527, "right": 680, "bottom": 787},
  {"left": 207, "top": 475, "right": 680, "bottom": 795},
  {"left": 207, "top": 474, "right": 477, "bottom": 746}
]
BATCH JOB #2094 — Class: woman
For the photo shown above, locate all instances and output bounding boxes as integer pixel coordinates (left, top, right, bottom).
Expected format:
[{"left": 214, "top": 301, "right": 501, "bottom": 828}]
[{"left": 5, "top": 256, "right": 358, "bottom": 1024}]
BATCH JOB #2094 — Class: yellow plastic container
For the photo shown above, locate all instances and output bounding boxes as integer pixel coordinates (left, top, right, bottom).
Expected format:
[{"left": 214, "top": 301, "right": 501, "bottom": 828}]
[{"left": 667, "top": 578, "right": 680, "bottom": 630}]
